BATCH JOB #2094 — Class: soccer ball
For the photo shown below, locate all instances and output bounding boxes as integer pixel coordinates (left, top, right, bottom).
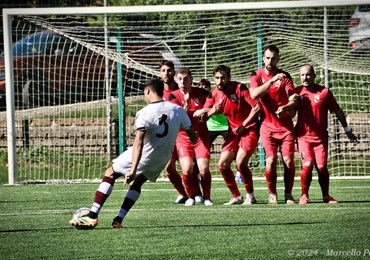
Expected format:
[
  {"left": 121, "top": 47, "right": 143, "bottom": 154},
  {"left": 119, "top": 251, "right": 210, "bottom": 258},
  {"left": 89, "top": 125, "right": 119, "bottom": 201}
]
[
  {"left": 73, "top": 207, "right": 90, "bottom": 220},
  {"left": 71, "top": 207, "right": 90, "bottom": 227}
]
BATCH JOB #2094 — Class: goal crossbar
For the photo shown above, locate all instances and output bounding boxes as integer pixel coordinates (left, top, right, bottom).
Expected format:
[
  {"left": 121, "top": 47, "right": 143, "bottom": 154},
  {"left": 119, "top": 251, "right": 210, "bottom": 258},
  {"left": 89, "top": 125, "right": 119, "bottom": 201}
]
[{"left": 3, "top": 0, "right": 370, "bottom": 16}]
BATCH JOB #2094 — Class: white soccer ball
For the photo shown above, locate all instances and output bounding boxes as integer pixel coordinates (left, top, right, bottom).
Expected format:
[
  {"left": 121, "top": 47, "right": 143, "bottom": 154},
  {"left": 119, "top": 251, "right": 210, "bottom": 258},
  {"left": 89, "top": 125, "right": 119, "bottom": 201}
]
[{"left": 72, "top": 207, "right": 90, "bottom": 222}]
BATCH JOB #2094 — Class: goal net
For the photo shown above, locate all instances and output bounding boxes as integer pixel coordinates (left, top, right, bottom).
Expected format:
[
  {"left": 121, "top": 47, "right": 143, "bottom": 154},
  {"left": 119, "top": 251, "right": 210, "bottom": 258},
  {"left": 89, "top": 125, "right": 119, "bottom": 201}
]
[{"left": 2, "top": 1, "right": 369, "bottom": 184}]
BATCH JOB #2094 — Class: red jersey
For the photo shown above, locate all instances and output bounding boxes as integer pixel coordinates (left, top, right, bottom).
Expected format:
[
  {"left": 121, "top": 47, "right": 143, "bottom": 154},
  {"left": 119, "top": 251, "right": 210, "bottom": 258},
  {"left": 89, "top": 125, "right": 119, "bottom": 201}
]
[
  {"left": 169, "top": 87, "right": 209, "bottom": 139},
  {"left": 204, "top": 81, "right": 258, "bottom": 133},
  {"left": 163, "top": 83, "right": 179, "bottom": 101},
  {"left": 295, "top": 84, "right": 340, "bottom": 139},
  {"left": 250, "top": 68, "right": 295, "bottom": 132}
]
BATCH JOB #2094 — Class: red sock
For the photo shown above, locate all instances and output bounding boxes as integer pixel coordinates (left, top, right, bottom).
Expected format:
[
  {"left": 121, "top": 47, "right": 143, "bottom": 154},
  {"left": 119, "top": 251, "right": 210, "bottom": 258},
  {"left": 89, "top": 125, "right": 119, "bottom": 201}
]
[
  {"left": 300, "top": 166, "right": 313, "bottom": 196},
  {"left": 182, "top": 173, "right": 197, "bottom": 197},
  {"left": 283, "top": 163, "right": 295, "bottom": 194},
  {"left": 265, "top": 168, "right": 277, "bottom": 195},
  {"left": 220, "top": 167, "right": 241, "bottom": 198},
  {"left": 317, "top": 166, "right": 330, "bottom": 197},
  {"left": 200, "top": 170, "right": 212, "bottom": 198},
  {"left": 166, "top": 170, "right": 187, "bottom": 196},
  {"left": 239, "top": 166, "right": 254, "bottom": 194}
]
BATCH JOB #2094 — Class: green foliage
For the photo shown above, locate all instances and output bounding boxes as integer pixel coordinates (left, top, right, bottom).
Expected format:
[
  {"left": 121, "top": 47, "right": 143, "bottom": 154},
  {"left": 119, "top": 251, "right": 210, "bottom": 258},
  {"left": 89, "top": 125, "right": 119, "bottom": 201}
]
[
  {"left": 0, "top": 152, "right": 8, "bottom": 184},
  {"left": 0, "top": 179, "right": 369, "bottom": 259}
]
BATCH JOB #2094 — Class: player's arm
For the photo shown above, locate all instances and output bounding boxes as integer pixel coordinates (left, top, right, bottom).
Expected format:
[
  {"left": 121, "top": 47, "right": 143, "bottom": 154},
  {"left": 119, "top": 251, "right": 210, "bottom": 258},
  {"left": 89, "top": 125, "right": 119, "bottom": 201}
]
[
  {"left": 250, "top": 72, "right": 286, "bottom": 99},
  {"left": 124, "top": 130, "right": 145, "bottom": 186},
  {"left": 193, "top": 92, "right": 216, "bottom": 120},
  {"left": 193, "top": 107, "right": 212, "bottom": 122},
  {"left": 185, "top": 126, "right": 199, "bottom": 144},
  {"left": 334, "top": 108, "right": 358, "bottom": 143},
  {"left": 276, "top": 93, "right": 299, "bottom": 118},
  {"left": 236, "top": 103, "right": 261, "bottom": 135}
]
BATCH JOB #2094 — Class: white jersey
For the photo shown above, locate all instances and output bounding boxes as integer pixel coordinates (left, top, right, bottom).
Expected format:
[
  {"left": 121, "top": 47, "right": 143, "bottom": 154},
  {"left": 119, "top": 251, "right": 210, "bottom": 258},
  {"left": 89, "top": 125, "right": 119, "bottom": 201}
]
[{"left": 112, "top": 100, "right": 191, "bottom": 182}]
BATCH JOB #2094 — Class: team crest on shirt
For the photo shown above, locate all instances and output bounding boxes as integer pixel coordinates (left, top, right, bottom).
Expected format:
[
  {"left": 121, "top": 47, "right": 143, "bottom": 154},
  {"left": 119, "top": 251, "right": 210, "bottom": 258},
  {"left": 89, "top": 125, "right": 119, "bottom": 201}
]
[
  {"left": 193, "top": 98, "right": 200, "bottom": 106},
  {"left": 314, "top": 94, "right": 320, "bottom": 103},
  {"left": 231, "top": 94, "right": 237, "bottom": 103},
  {"left": 273, "top": 81, "right": 281, "bottom": 88}
]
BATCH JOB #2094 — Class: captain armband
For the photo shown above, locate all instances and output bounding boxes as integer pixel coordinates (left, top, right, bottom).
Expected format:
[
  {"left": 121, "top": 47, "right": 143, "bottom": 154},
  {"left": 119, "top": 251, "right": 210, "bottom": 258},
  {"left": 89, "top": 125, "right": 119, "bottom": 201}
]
[{"left": 344, "top": 126, "right": 351, "bottom": 133}]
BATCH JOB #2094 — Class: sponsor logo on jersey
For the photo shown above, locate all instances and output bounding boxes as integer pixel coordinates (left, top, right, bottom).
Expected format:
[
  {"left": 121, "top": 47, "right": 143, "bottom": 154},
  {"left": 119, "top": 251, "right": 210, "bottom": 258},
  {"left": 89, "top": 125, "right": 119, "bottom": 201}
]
[{"left": 194, "top": 98, "right": 200, "bottom": 106}]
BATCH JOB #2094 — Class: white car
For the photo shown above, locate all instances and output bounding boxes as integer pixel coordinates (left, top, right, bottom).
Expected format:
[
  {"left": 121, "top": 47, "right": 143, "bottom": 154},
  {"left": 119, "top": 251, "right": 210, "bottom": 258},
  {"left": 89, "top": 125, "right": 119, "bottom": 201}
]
[{"left": 348, "top": 5, "right": 370, "bottom": 52}]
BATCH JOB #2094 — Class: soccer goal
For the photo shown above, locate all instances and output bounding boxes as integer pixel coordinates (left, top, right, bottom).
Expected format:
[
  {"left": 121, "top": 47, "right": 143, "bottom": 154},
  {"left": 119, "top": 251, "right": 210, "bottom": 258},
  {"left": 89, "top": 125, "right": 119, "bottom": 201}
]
[{"left": 2, "top": 0, "right": 370, "bottom": 184}]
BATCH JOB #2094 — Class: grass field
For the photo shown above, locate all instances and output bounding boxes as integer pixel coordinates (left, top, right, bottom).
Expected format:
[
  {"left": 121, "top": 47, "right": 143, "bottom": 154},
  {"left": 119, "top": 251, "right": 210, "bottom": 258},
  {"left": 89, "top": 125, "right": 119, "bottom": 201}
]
[{"left": 0, "top": 179, "right": 369, "bottom": 259}]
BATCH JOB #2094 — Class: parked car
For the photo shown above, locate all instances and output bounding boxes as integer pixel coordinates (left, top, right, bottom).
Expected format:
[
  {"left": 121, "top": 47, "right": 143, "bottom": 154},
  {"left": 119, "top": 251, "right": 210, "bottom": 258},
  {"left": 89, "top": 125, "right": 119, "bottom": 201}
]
[
  {"left": 348, "top": 5, "right": 370, "bottom": 52},
  {"left": 0, "top": 29, "right": 181, "bottom": 110}
]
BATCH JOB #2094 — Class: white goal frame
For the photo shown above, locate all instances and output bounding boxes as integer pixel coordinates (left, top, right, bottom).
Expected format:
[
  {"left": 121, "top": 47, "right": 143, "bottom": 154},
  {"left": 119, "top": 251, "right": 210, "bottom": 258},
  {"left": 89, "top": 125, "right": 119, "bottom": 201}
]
[{"left": 3, "top": 0, "right": 370, "bottom": 184}]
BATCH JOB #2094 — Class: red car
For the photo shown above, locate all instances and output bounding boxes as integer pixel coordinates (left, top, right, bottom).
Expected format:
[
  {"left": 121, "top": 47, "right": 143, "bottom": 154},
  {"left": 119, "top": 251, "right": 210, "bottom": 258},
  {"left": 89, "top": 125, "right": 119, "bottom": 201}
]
[{"left": 0, "top": 29, "right": 181, "bottom": 110}]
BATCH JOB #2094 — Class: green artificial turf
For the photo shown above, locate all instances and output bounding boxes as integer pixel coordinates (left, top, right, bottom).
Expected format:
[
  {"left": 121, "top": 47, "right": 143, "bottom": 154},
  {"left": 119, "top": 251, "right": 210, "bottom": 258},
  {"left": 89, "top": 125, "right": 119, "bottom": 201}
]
[{"left": 0, "top": 179, "right": 369, "bottom": 259}]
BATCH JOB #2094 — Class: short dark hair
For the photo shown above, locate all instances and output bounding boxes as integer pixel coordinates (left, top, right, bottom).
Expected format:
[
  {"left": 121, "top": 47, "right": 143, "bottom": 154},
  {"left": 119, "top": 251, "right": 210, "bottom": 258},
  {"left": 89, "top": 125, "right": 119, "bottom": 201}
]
[
  {"left": 264, "top": 45, "right": 280, "bottom": 55},
  {"left": 176, "top": 67, "right": 192, "bottom": 77},
  {"left": 213, "top": 65, "right": 231, "bottom": 77},
  {"left": 198, "top": 79, "right": 211, "bottom": 87},
  {"left": 145, "top": 78, "right": 164, "bottom": 97},
  {"left": 159, "top": 60, "right": 175, "bottom": 70}
]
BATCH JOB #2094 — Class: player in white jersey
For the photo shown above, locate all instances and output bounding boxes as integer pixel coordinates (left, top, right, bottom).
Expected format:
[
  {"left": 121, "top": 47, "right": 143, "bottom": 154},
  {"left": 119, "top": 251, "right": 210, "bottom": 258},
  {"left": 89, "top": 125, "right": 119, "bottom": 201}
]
[{"left": 69, "top": 79, "right": 198, "bottom": 229}]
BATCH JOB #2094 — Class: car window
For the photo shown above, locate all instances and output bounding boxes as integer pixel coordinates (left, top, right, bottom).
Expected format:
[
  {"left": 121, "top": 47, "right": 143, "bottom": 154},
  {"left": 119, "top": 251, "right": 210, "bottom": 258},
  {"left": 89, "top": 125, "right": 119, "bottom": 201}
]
[
  {"left": 12, "top": 32, "right": 82, "bottom": 57},
  {"left": 359, "top": 5, "right": 370, "bottom": 12}
]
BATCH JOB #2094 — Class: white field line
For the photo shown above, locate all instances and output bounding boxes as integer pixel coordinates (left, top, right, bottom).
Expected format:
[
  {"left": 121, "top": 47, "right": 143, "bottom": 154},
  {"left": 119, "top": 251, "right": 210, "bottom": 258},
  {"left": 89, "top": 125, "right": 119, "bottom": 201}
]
[
  {"left": 12, "top": 176, "right": 370, "bottom": 185},
  {"left": 1, "top": 206, "right": 370, "bottom": 217},
  {"left": 6, "top": 185, "right": 369, "bottom": 195}
]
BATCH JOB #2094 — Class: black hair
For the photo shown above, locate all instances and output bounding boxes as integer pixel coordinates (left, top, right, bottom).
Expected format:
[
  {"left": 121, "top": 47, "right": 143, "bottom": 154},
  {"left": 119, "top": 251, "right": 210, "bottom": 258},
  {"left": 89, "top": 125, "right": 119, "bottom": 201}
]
[
  {"left": 159, "top": 60, "right": 175, "bottom": 70},
  {"left": 145, "top": 78, "right": 164, "bottom": 97},
  {"left": 264, "top": 45, "right": 280, "bottom": 55},
  {"left": 213, "top": 65, "right": 231, "bottom": 77}
]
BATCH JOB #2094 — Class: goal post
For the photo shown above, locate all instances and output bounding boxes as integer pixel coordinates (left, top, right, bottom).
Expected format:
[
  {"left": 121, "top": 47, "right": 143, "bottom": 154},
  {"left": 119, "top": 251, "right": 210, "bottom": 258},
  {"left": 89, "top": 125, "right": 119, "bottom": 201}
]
[{"left": 2, "top": 0, "right": 370, "bottom": 184}]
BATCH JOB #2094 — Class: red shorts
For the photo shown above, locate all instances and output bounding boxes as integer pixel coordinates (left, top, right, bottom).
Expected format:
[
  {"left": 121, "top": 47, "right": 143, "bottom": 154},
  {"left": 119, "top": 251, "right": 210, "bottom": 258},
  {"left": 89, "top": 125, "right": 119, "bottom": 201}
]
[
  {"left": 176, "top": 134, "right": 210, "bottom": 160},
  {"left": 297, "top": 136, "right": 328, "bottom": 166},
  {"left": 260, "top": 126, "right": 295, "bottom": 158},
  {"left": 221, "top": 128, "right": 258, "bottom": 157}
]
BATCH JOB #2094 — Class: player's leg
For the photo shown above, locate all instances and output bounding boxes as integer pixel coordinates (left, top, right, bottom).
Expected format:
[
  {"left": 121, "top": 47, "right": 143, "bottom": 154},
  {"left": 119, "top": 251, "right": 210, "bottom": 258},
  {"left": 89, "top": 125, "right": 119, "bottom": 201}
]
[
  {"left": 111, "top": 173, "right": 149, "bottom": 228},
  {"left": 192, "top": 156, "right": 203, "bottom": 204},
  {"left": 281, "top": 131, "right": 296, "bottom": 204},
  {"left": 194, "top": 134, "right": 212, "bottom": 205},
  {"left": 219, "top": 150, "right": 242, "bottom": 205},
  {"left": 218, "top": 132, "right": 242, "bottom": 205},
  {"left": 178, "top": 156, "right": 197, "bottom": 206},
  {"left": 236, "top": 129, "right": 258, "bottom": 205},
  {"left": 197, "top": 157, "right": 212, "bottom": 205},
  {"left": 70, "top": 166, "right": 121, "bottom": 227},
  {"left": 314, "top": 139, "right": 338, "bottom": 204},
  {"left": 260, "top": 127, "right": 278, "bottom": 204},
  {"left": 297, "top": 137, "right": 314, "bottom": 205},
  {"left": 165, "top": 148, "right": 188, "bottom": 204}
]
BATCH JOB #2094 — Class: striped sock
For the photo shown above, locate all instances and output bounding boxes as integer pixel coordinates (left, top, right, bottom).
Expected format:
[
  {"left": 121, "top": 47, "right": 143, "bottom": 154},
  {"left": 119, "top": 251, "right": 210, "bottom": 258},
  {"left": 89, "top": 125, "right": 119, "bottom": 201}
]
[
  {"left": 90, "top": 176, "right": 115, "bottom": 215},
  {"left": 116, "top": 189, "right": 141, "bottom": 220}
]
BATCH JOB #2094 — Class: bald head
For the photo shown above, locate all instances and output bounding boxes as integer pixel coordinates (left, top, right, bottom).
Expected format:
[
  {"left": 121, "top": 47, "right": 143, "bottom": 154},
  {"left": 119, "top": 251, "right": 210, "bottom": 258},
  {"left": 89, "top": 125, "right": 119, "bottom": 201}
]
[{"left": 300, "top": 64, "right": 316, "bottom": 88}]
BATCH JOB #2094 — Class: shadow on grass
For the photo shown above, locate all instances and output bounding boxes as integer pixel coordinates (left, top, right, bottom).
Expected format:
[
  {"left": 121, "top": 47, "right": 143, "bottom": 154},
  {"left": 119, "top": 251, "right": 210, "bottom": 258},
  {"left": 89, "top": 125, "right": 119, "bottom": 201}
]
[{"left": 0, "top": 221, "right": 324, "bottom": 233}]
